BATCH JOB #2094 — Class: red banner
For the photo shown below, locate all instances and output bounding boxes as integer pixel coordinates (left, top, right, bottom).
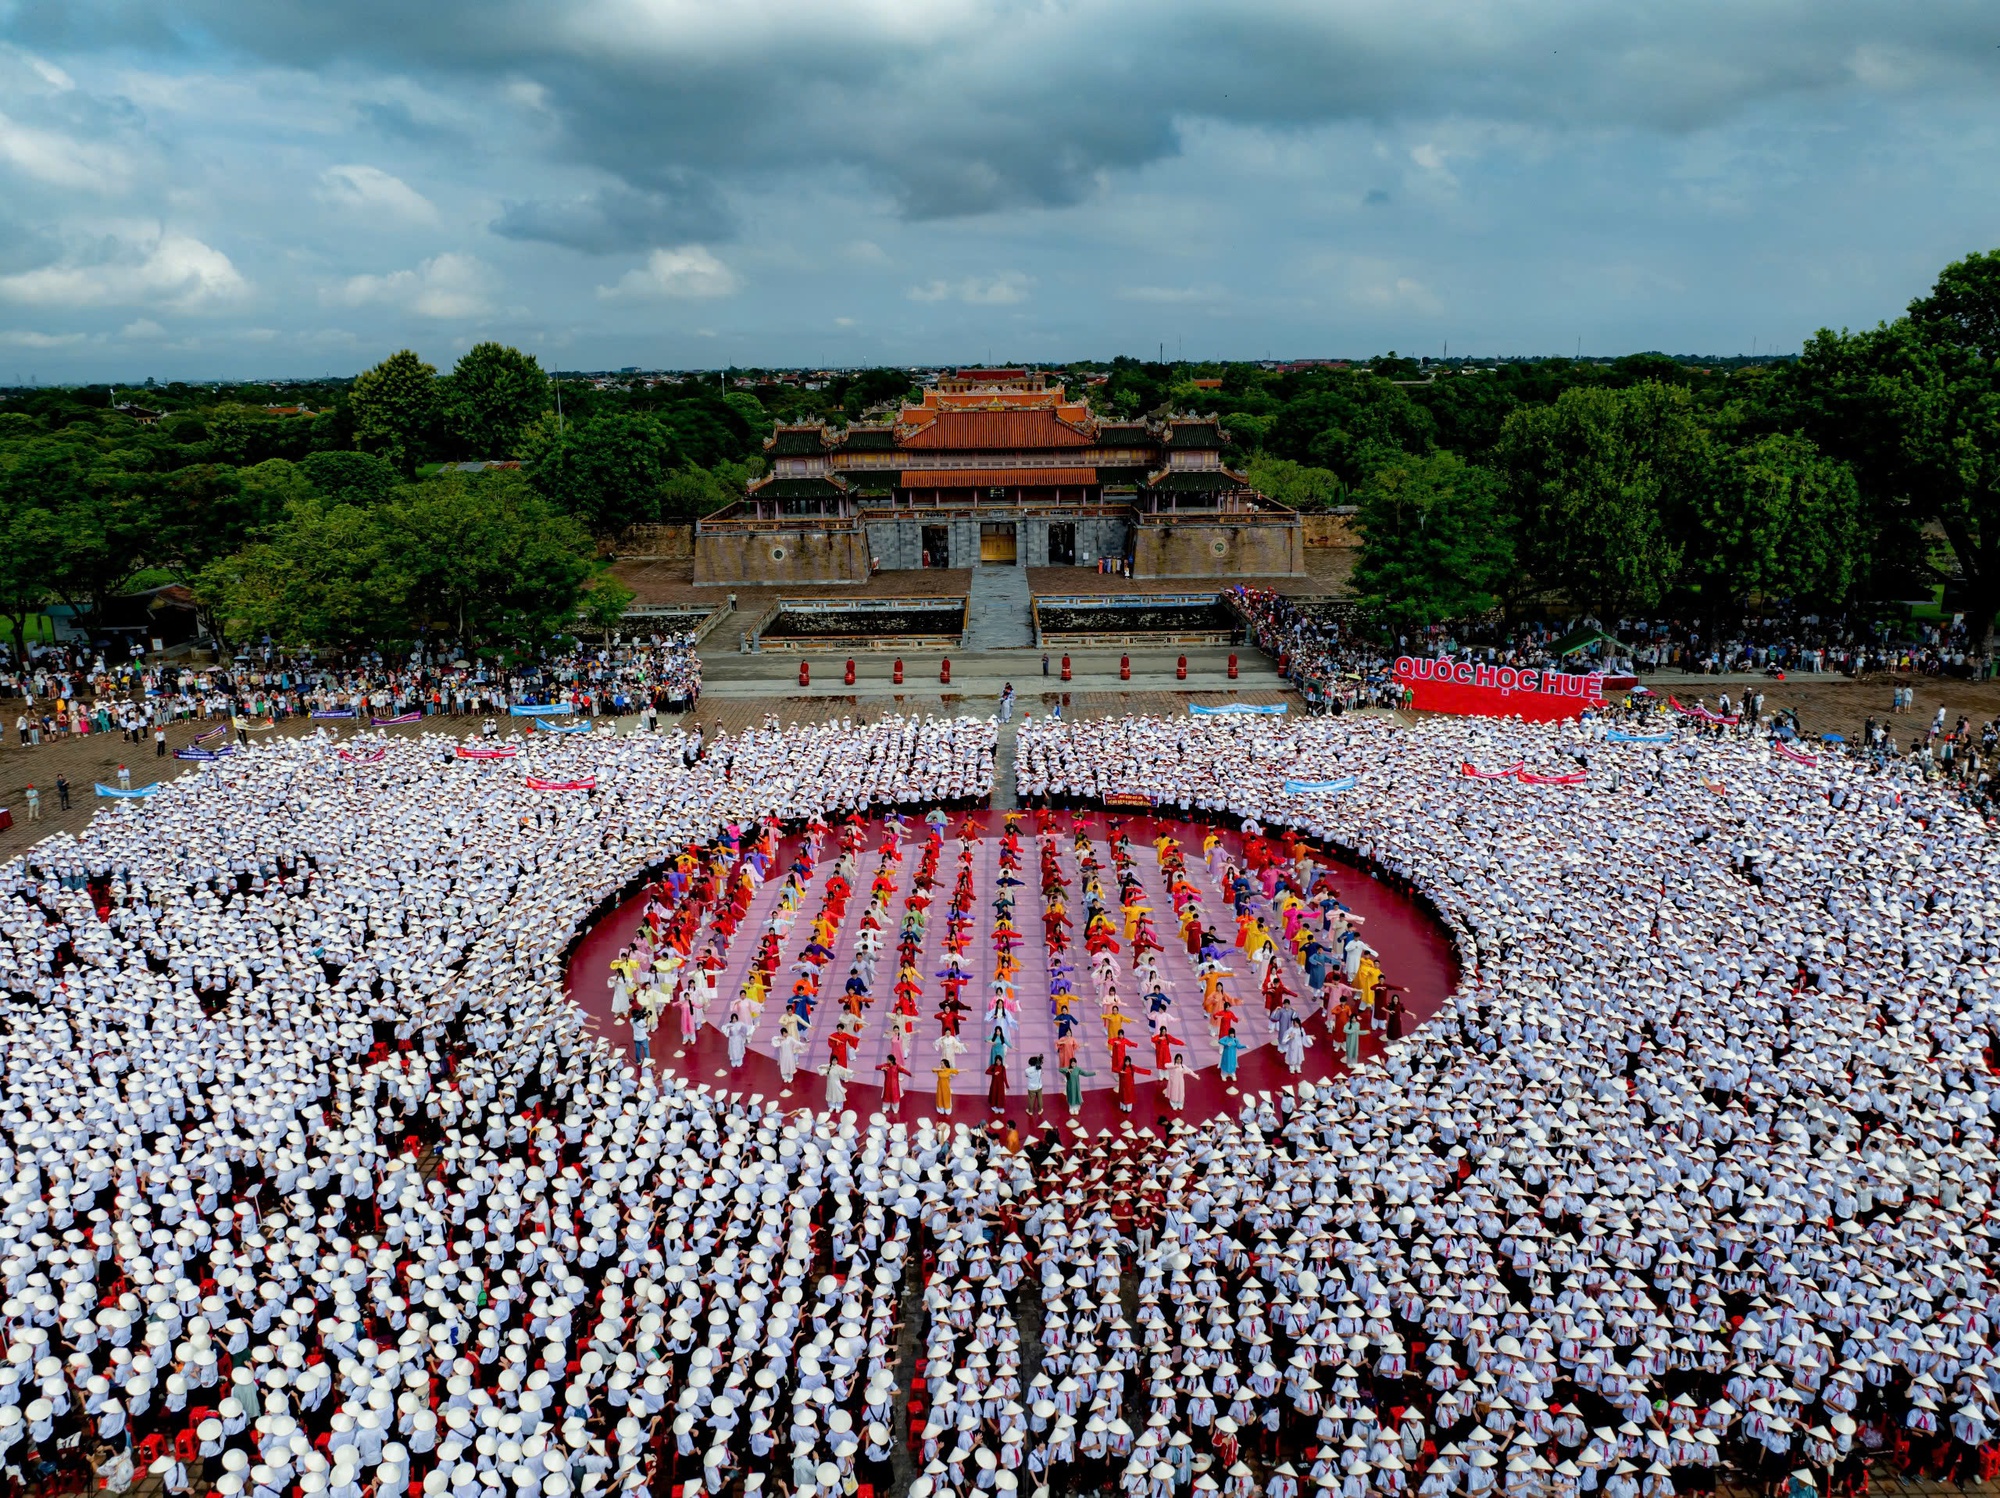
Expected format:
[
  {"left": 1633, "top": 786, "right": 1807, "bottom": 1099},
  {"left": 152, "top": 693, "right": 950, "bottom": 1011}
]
[
  {"left": 1395, "top": 658, "right": 1604, "bottom": 722},
  {"left": 525, "top": 775, "right": 596, "bottom": 791},
  {"left": 456, "top": 746, "right": 519, "bottom": 760},
  {"left": 1459, "top": 761, "right": 1587, "bottom": 786}
]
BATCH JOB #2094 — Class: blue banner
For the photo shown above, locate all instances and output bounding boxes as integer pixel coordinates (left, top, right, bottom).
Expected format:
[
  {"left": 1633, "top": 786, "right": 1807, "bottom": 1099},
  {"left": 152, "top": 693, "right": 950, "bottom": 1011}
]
[
  {"left": 1189, "top": 702, "right": 1287, "bottom": 717},
  {"left": 509, "top": 704, "right": 570, "bottom": 717},
  {"left": 534, "top": 719, "right": 592, "bottom": 733},
  {"left": 1605, "top": 730, "right": 1674, "bottom": 744},
  {"left": 95, "top": 782, "right": 160, "bottom": 798},
  {"left": 1283, "top": 775, "right": 1356, "bottom": 794},
  {"left": 311, "top": 709, "right": 356, "bottom": 719}
]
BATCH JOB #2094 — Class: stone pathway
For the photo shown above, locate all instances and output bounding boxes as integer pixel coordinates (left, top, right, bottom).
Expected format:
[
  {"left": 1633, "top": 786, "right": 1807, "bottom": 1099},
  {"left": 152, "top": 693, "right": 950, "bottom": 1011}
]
[
  {"left": 962, "top": 562, "right": 1034, "bottom": 650},
  {"left": 990, "top": 717, "right": 1018, "bottom": 810}
]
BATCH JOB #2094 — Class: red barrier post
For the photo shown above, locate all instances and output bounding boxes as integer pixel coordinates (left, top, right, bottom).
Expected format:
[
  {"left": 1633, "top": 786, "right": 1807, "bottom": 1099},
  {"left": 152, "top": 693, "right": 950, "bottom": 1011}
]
[
  {"left": 1227, "top": 653, "right": 1239, "bottom": 680},
  {"left": 844, "top": 658, "right": 856, "bottom": 686},
  {"left": 1176, "top": 654, "right": 1188, "bottom": 681},
  {"left": 799, "top": 660, "right": 810, "bottom": 687},
  {"left": 1119, "top": 654, "right": 1131, "bottom": 682},
  {"left": 940, "top": 658, "right": 952, "bottom": 684},
  {"left": 1060, "top": 655, "right": 1071, "bottom": 682},
  {"left": 893, "top": 658, "right": 904, "bottom": 685}
]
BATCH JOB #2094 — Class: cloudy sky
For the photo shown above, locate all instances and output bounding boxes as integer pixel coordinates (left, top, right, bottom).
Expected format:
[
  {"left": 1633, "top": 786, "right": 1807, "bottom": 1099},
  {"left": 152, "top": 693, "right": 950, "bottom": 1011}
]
[{"left": 1, "top": 0, "right": 1998, "bottom": 380}]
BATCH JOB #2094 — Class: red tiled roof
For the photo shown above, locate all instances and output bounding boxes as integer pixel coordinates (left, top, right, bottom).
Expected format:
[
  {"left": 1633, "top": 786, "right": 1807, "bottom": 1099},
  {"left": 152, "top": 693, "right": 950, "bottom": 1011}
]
[
  {"left": 922, "top": 390, "right": 1062, "bottom": 410},
  {"left": 901, "top": 467, "right": 1097, "bottom": 488},
  {"left": 897, "top": 408, "right": 1094, "bottom": 450}
]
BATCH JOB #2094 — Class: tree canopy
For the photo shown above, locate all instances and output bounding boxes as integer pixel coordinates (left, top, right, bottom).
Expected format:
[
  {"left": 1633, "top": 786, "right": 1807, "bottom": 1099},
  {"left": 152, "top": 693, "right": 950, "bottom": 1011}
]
[
  {"left": 447, "top": 342, "right": 549, "bottom": 459},
  {"left": 350, "top": 350, "right": 441, "bottom": 476},
  {"left": 196, "top": 472, "right": 607, "bottom": 652},
  {"left": 1350, "top": 453, "right": 1514, "bottom": 632},
  {"left": 18, "top": 260, "right": 2000, "bottom": 651},
  {"left": 530, "top": 411, "right": 681, "bottom": 535},
  {"left": 1493, "top": 382, "right": 1707, "bottom": 619}
]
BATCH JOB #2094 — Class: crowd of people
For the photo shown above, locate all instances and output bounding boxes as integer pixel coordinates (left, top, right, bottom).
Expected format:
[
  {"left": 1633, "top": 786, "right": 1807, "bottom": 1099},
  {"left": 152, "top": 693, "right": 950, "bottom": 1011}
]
[
  {"left": 1225, "top": 589, "right": 1997, "bottom": 707},
  {"left": 1, "top": 702, "right": 1998, "bottom": 1498},
  {"left": 602, "top": 790, "right": 1390, "bottom": 1119},
  {"left": 1615, "top": 614, "right": 1990, "bottom": 680},
  {"left": 0, "top": 635, "right": 704, "bottom": 750},
  {"left": 1223, "top": 593, "right": 1403, "bottom": 716}
]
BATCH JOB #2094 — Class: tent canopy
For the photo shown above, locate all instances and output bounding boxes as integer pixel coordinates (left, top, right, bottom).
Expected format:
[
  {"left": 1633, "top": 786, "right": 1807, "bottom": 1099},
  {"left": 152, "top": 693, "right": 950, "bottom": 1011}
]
[{"left": 1552, "top": 627, "right": 1630, "bottom": 659}]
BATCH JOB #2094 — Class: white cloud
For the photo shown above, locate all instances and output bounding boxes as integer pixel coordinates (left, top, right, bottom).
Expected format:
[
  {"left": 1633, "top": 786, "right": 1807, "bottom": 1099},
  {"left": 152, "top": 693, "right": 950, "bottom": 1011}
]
[
  {"left": 332, "top": 252, "right": 496, "bottom": 318},
  {"left": 1349, "top": 272, "right": 1443, "bottom": 315},
  {"left": 317, "top": 164, "right": 440, "bottom": 225},
  {"left": 0, "top": 232, "right": 247, "bottom": 310},
  {"left": 504, "top": 79, "right": 553, "bottom": 113},
  {"left": 598, "top": 245, "right": 740, "bottom": 299},
  {"left": 1116, "top": 284, "right": 1221, "bottom": 304},
  {"left": 1407, "top": 141, "right": 1460, "bottom": 193},
  {"left": 12, "top": 49, "right": 76, "bottom": 92},
  {"left": 8, "top": 2, "right": 2000, "bottom": 375},
  {"left": 907, "top": 271, "right": 1032, "bottom": 305},
  {"left": 0, "top": 110, "right": 130, "bottom": 190},
  {"left": 0, "top": 330, "right": 87, "bottom": 348},
  {"left": 121, "top": 318, "right": 166, "bottom": 337}
]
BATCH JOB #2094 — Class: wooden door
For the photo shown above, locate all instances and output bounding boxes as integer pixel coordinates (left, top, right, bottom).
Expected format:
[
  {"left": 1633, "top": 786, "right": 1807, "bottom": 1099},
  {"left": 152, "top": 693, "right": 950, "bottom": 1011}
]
[{"left": 979, "top": 522, "right": 1018, "bottom": 564}]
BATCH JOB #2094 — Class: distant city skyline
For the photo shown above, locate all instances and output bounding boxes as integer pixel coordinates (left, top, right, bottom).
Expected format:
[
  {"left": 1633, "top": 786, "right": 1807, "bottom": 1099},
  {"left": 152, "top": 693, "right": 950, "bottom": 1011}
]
[
  {"left": 2, "top": 1, "right": 1998, "bottom": 381},
  {"left": 0, "top": 351, "right": 1804, "bottom": 393}
]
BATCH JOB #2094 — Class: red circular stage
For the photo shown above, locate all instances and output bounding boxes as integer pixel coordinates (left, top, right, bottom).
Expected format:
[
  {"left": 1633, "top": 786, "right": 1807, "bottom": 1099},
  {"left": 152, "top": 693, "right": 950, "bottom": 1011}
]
[{"left": 566, "top": 809, "right": 1458, "bottom": 1131}]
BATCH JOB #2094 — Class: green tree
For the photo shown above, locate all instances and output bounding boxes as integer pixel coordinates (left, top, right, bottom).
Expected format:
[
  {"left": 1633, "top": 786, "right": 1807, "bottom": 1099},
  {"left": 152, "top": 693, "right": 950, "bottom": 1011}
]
[
  {"left": 0, "top": 497, "right": 62, "bottom": 662},
  {"left": 1351, "top": 453, "right": 1515, "bottom": 631},
  {"left": 0, "top": 444, "right": 145, "bottom": 634},
  {"left": 657, "top": 465, "right": 743, "bottom": 520},
  {"left": 1680, "top": 434, "right": 1863, "bottom": 618},
  {"left": 577, "top": 574, "right": 636, "bottom": 636},
  {"left": 657, "top": 401, "right": 752, "bottom": 467},
  {"left": 1494, "top": 381, "right": 1709, "bottom": 616},
  {"left": 127, "top": 463, "right": 240, "bottom": 636},
  {"left": 834, "top": 368, "right": 918, "bottom": 419},
  {"left": 135, "top": 461, "right": 310, "bottom": 586},
  {"left": 238, "top": 457, "right": 316, "bottom": 518},
  {"left": 309, "top": 403, "right": 356, "bottom": 453},
  {"left": 202, "top": 404, "right": 315, "bottom": 466},
  {"left": 1412, "top": 374, "right": 1520, "bottom": 461},
  {"left": 1244, "top": 457, "right": 1345, "bottom": 511},
  {"left": 381, "top": 475, "right": 597, "bottom": 645},
  {"left": 196, "top": 497, "right": 401, "bottom": 649},
  {"left": 1267, "top": 376, "right": 1435, "bottom": 486},
  {"left": 1782, "top": 251, "right": 2000, "bottom": 645},
  {"left": 200, "top": 474, "right": 599, "bottom": 651},
  {"left": 531, "top": 411, "right": 679, "bottom": 535},
  {"left": 447, "top": 343, "right": 549, "bottom": 459},
  {"left": 721, "top": 391, "right": 767, "bottom": 431},
  {"left": 511, "top": 410, "right": 565, "bottom": 467},
  {"left": 1909, "top": 249, "right": 2000, "bottom": 354},
  {"left": 301, "top": 450, "right": 400, "bottom": 506},
  {"left": 349, "top": 350, "right": 441, "bottom": 475}
]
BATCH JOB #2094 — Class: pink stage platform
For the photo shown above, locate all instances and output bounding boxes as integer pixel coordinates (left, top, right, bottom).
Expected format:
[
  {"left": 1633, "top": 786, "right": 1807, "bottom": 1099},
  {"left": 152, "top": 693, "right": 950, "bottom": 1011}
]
[{"left": 565, "top": 811, "right": 1458, "bottom": 1132}]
